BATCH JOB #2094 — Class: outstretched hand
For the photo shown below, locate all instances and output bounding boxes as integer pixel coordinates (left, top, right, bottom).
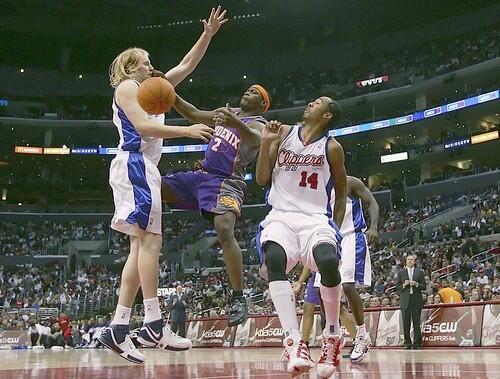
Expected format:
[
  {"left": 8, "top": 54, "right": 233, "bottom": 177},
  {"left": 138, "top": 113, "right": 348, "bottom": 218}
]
[
  {"left": 213, "top": 103, "right": 242, "bottom": 129},
  {"left": 203, "top": 6, "right": 228, "bottom": 36},
  {"left": 261, "top": 120, "right": 283, "bottom": 143},
  {"left": 186, "top": 124, "right": 214, "bottom": 142}
]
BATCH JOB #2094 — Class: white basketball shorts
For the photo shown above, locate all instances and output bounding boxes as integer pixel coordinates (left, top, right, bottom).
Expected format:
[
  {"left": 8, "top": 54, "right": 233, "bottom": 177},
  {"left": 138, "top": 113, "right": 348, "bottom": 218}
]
[
  {"left": 109, "top": 151, "right": 162, "bottom": 236},
  {"left": 340, "top": 231, "right": 372, "bottom": 287},
  {"left": 257, "top": 209, "right": 341, "bottom": 279}
]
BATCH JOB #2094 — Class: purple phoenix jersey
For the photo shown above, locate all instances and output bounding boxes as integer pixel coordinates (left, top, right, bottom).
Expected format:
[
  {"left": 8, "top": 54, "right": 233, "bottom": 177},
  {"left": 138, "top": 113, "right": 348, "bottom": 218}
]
[
  {"left": 162, "top": 110, "right": 266, "bottom": 216},
  {"left": 202, "top": 110, "right": 267, "bottom": 179}
]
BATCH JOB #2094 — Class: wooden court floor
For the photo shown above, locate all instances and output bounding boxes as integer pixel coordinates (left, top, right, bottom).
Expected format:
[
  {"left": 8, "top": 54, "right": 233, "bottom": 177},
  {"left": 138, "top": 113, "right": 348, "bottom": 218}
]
[{"left": 0, "top": 347, "right": 498, "bottom": 378}]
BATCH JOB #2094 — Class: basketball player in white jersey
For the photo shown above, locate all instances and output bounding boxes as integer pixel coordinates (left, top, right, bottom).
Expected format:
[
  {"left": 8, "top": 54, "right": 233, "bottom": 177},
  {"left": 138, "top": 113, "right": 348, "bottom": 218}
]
[
  {"left": 255, "top": 96, "right": 346, "bottom": 377},
  {"left": 285, "top": 176, "right": 378, "bottom": 363},
  {"left": 335, "top": 176, "right": 379, "bottom": 362},
  {"left": 99, "top": 7, "right": 227, "bottom": 364}
]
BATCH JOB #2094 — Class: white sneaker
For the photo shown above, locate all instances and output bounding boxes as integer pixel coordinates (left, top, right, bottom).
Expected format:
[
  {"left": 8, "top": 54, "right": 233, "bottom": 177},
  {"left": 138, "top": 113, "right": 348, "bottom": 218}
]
[
  {"left": 317, "top": 333, "right": 343, "bottom": 378},
  {"left": 350, "top": 334, "right": 371, "bottom": 363},
  {"left": 284, "top": 335, "right": 314, "bottom": 377},
  {"left": 99, "top": 325, "right": 145, "bottom": 364},
  {"left": 136, "top": 319, "right": 192, "bottom": 351}
]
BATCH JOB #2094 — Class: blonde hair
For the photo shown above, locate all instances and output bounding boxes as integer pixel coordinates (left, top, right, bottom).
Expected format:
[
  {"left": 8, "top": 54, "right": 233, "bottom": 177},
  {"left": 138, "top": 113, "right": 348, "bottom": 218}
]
[{"left": 109, "top": 47, "right": 149, "bottom": 88}]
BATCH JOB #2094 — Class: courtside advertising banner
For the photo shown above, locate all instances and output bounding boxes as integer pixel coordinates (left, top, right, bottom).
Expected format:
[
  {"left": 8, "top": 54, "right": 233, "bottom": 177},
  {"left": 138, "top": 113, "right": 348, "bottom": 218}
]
[
  {"left": 181, "top": 302, "right": 499, "bottom": 349},
  {"left": 343, "top": 310, "right": 381, "bottom": 347},
  {"left": 195, "top": 319, "right": 234, "bottom": 348},
  {"left": 422, "top": 305, "right": 483, "bottom": 347},
  {"left": 0, "top": 331, "right": 30, "bottom": 347},
  {"left": 376, "top": 309, "right": 404, "bottom": 347},
  {"left": 481, "top": 303, "right": 500, "bottom": 347}
]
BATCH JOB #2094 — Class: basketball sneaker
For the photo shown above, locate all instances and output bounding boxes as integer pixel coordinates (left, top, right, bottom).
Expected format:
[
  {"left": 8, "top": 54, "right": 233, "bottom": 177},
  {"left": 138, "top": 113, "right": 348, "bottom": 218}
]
[
  {"left": 227, "top": 295, "right": 248, "bottom": 327},
  {"left": 136, "top": 319, "right": 192, "bottom": 351},
  {"left": 284, "top": 332, "right": 314, "bottom": 377},
  {"left": 350, "top": 334, "right": 372, "bottom": 363},
  {"left": 98, "top": 324, "right": 144, "bottom": 364},
  {"left": 317, "top": 332, "right": 343, "bottom": 378}
]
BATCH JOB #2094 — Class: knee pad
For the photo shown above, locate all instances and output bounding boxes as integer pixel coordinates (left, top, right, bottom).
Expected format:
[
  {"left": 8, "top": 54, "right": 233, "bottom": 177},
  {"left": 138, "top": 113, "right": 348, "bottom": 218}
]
[
  {"left": 264, "top": 241, "right": 287, "bottom": 282},
  {"left": 313, "top": 243, "right": 341, "bottom": 287}
]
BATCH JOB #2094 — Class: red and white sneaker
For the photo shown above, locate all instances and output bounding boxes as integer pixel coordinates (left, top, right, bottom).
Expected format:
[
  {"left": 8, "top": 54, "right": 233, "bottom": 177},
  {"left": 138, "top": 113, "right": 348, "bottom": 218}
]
[
  {"left": 284, "top": 335, "right": 314, "bottom": 377},
  {"left": 317, "top": 333, "right": 343, "bottom": 378},
  {"left": 280, "top": 345, "right": 291, "bottom": 362}
]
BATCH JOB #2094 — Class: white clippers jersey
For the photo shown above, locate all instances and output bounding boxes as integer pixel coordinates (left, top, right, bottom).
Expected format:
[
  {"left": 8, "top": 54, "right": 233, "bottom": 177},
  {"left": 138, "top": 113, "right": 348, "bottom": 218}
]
[
  {"left": 113, "top": 81, "right": 164, "bottom": 166},
  {"left": 339, "top": 196, "right": 367, "bottom": 235},
  {"left": 267, "top": 125, "right": 334, "bottom": 216}
]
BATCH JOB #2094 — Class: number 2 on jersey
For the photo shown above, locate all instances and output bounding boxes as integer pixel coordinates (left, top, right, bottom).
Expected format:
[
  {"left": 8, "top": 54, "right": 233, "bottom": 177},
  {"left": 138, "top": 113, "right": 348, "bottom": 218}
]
[
  {"left": 299, "top": 171, "right": 318, "bottom": 190},
  {"left": 211, "top": 137, "right": 222, "bottom": 152}
]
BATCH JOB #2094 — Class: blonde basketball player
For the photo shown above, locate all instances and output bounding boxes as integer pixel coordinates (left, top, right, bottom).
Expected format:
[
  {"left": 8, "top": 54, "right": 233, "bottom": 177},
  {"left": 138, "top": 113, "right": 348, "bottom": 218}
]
[
  {"left": 256, "top": 97, "right": 346, "bottom": 377},
  {"left": 99, "top": 7, "right": 227, "bottom": 364}
]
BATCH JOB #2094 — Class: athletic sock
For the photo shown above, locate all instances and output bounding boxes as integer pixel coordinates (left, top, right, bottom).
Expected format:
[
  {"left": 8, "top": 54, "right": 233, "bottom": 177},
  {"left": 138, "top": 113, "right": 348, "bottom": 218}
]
[
  {"left": 111, "top": 304, "right": 131, "bottom": 326},
  {"left": 269, "top": 281, "right": 299, "bottom": 335},
  {"left": 320, "top": 284, "right": 342, "bottom": 336},
  {"left": 143, "top": 297, "right": 162, "bottom": 324}
]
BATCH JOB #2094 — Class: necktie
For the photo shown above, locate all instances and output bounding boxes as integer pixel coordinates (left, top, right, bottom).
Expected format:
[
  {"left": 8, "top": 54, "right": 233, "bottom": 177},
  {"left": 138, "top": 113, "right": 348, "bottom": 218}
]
[{"left": 409, "top": 269, "right": 414, "bottom": 294}]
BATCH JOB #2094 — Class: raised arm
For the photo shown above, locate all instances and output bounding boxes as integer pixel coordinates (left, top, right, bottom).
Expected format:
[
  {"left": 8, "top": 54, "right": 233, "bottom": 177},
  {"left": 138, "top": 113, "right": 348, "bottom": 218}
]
[
  {"left": 164, "top": 6, "right": 228, "bottom": 87},
  {"left": 213, "top": 104, "right": 263, "bottom": 145},
  {"left": 116, "top": 80, "right": 213, "bottom": 141},
  {"left": 328, "top": 139, "right": 347, "bottom": 229},
  {"left": 349, "top": 176, "right": 380, "bottom": 245},
  {"left": 173, "top": 94, "right": 216, "bottom": 126},
  {"left": 256, "top": 122, "right": 290, "bottom": 186}
]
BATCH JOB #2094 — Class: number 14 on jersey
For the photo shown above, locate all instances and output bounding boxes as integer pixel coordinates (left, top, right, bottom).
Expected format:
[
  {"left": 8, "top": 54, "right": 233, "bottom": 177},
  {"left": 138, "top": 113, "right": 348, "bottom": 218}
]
[{"left": 299, "top": 171, "right": 318, "bottom": 190}]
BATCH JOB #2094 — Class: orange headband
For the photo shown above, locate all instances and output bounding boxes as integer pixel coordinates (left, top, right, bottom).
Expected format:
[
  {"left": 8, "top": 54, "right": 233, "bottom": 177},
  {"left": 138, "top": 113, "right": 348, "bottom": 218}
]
[{"left": 250, "top": 84, "right": 271, "bottom": 112}]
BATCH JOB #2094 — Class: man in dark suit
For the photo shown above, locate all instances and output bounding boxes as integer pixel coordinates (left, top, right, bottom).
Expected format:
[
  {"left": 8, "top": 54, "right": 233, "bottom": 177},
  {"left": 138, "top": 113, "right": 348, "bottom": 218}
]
[
  {"left": 396, "top": 254, "right": 425, "bottom": 349},
  {"left": 170, "top": 285, "right": 188, "bottom": 337}
]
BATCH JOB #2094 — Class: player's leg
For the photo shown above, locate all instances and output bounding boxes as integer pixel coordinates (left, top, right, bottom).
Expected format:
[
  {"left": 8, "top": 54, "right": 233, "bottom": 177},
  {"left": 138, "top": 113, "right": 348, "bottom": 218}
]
[
  {"left": 99, "top": 236, "right": 145, "bottom": 364},
  {"left": 340, "top": 232, "right": 372, "bottom": 362},
  {"left": 339, "top": 302, "right": 357, "bottom": 341},
  {"left": 213, "top": 211, "right": 246, "bottom": 326},
  {"left": 311, "top": 242, "right": 343, "bottom": 378},
  {"left": 135, "top": 229, "right": 192, "bottom": 351},
  {"left": 161, "top": 171, "right": 199, "bottom": 210},
  {"left": 264, "top": 241, "right": 313, "bottom": 376},
  {"left": 302, "top": 273, "right": 321, "bottom": 343},
  {"left": 198, "top": 174, "right": 247, "bottom": 326}
]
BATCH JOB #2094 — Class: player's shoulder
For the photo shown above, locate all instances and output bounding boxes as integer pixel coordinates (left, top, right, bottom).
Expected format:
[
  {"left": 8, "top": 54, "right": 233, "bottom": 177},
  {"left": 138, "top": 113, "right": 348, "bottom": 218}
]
[
  {"left": 116, "top": 79, "right": 140, "bottom": 97},
  {"left": 326, "top": 136, "right": 344, "bottom": 154}
]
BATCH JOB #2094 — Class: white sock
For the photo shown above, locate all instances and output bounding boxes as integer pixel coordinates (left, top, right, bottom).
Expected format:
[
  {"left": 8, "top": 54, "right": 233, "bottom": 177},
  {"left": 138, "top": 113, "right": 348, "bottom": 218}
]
[
  {"left": 356, "top": 324, "right": 367, "bottom": 338},
  {"left": 143, "top": 297, "right": 162, "bottom": 323},
  {"left": 269, "top": 281, "right": 299, "bottom": 336},
  {"left": 320, "top": 284, "right": 341, "bottom": 336},
  {"left": 112, "top": 304, "right": 131, "bottom": 326}
]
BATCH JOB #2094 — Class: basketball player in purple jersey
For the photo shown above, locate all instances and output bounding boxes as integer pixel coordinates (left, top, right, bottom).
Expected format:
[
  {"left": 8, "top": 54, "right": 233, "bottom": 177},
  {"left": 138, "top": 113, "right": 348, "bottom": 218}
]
[{"left": 161, "top": 85, "right": 271, "bottom": 326}]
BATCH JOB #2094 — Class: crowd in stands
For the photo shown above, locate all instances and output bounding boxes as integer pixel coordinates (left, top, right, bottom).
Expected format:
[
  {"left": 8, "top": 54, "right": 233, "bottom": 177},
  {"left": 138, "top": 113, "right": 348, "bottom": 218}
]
[
  {"left": 1, "top": 27, "right": 497, "bottom": 121},
  {"left": 0, "top": 186, "right": 498, "bottom": 348}
]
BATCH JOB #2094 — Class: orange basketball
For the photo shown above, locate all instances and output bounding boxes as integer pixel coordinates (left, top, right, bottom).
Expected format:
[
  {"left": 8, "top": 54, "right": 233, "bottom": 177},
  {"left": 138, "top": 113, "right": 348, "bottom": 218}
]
[{"left": 137, "top": 77, "right": 176, "bottom": 115}]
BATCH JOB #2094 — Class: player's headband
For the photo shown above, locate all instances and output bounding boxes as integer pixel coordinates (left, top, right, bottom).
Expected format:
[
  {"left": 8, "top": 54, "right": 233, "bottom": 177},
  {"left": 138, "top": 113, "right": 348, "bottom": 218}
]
[{"left": 250, "top": 84, "right": 271, "bottom": 112}]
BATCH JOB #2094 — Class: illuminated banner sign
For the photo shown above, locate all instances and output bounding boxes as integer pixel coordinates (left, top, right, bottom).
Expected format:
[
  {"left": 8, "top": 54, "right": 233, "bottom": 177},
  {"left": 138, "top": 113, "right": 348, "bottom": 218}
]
[
  {"left": 380, "top": 152, "right": 408, "bottom": 163},
  {"left": 72, "top": 148, "right": 98, "bottom": 155},
  {"left": 43, "top": 147, "right": 70, "bottom": 155},
  {"left": 14, "top": 146, "right": 43, "bottom": 154},
  {"left": 471, "top": 131, "right": 499, "bottom": 145},
  {"left": 97, "top": 145, "right": 208, "bottom": 155},
  {"left": 328, "top": 89, "right": 499, "bottom": 138},
  {"left": 444, "top": 137, "right": 470, "bottom": 150},
  {"left": 0, "top": 99, "right": 8, "bottom": 106},
  {"left": 355, "top": 74, "right": 390, "bottom": 88}
]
